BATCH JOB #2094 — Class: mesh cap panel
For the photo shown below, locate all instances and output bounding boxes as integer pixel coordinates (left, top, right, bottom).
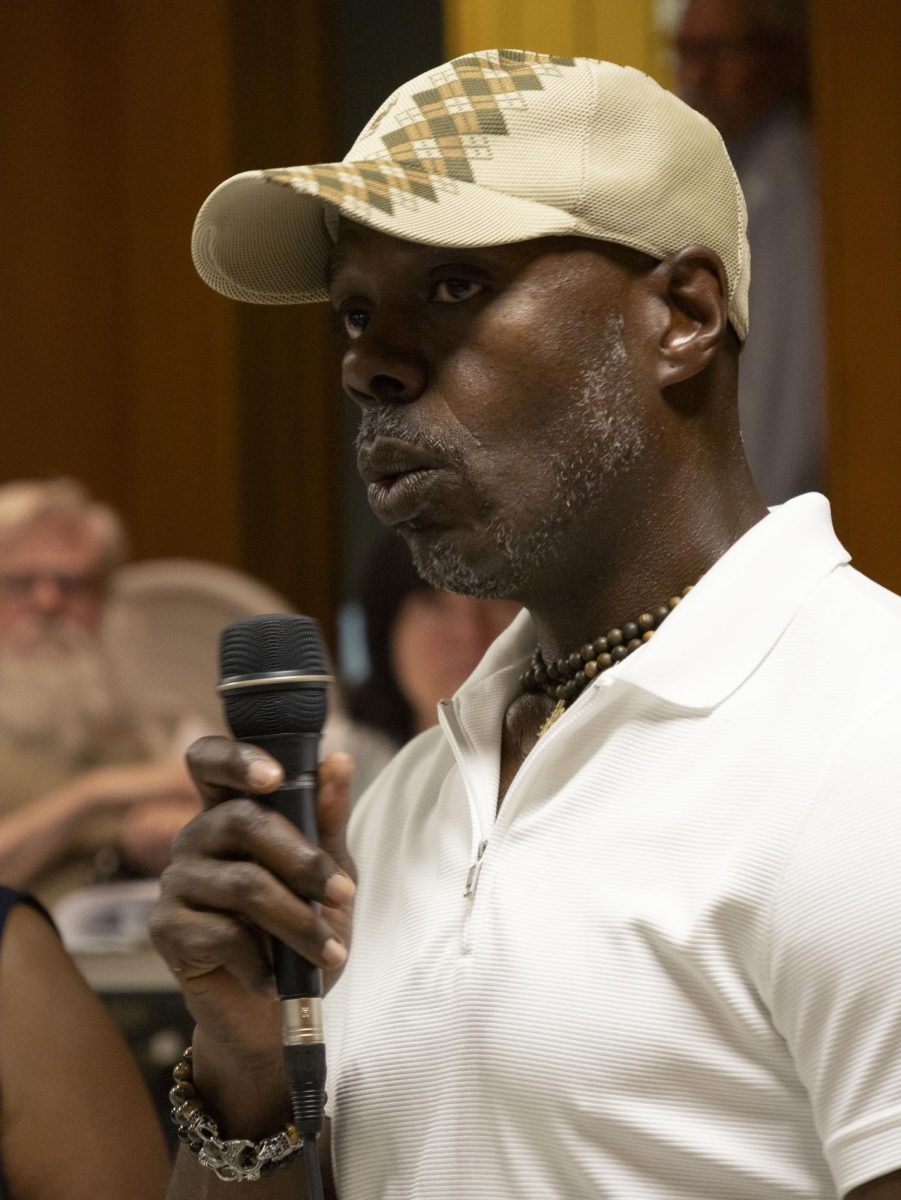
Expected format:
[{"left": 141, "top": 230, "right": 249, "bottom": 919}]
[{"left": 192, "top": 50, "right": 749, "bottom": 339}]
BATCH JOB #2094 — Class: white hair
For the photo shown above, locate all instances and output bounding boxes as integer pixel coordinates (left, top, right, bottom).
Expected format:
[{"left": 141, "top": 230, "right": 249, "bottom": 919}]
[{"left": 0, "top": 478, "right": 128, "bottom": 571}]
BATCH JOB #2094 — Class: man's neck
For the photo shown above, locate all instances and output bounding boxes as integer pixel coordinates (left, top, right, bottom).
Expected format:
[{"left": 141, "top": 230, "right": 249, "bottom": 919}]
[
  {"left": 522, "top": 485, "right": 767, "bottom": 666},
  {"left": 496, "top": 483, "right": 768, "bottom": 808}
]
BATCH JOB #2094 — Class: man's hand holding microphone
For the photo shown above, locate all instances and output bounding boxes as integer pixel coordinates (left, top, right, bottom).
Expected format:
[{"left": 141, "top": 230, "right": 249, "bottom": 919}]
[{"left": 150, "top": 615, "right": 356, "bottom": 1196}]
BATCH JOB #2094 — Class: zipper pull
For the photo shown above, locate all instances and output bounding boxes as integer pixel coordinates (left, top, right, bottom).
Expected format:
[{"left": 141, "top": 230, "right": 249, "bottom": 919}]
[{"left": 464, "top": 840, "right": 488, "bottom": 898}]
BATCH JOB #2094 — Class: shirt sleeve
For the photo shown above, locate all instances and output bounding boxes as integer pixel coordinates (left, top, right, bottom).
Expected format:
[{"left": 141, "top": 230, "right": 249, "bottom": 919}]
[{"left": 767, "top": 690, "right": 901, "bottom": 1195}]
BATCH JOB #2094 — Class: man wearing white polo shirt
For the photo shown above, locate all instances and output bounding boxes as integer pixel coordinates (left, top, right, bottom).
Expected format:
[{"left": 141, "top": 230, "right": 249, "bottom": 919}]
[{"left": 152, "top": 51, "right": 901, "bottom": 1198}]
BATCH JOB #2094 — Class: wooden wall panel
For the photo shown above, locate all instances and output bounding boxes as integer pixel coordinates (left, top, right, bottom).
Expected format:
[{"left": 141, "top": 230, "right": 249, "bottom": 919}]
[
  {"left": 0, "top": 3, "right": 127, "bottom": 500},
  {"left": 0, "top": 1, "right": 340, "bottom": 627},
  {"left": 230, "top": 0, "right": 341, "bottom": 625},
  {"left": 112, "top": 1, "right": 241, "bottom": 566},
  {"left": 0, "top": 1, "right": 241, "bottom": 562},
  {"left": 809, "top": 1, "right": 901, "bottom": 590}
]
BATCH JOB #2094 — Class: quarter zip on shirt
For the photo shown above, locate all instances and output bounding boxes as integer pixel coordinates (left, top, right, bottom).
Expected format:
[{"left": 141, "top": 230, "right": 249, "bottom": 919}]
[
  {"left": 464, "top": 840, "right": 488, "bottom": 898},
  {"left": 438, "top": 699, "right": 493, "bottom": 953},
  {"left": 439, "top": 674, "right": 620, "bottom": 955}
]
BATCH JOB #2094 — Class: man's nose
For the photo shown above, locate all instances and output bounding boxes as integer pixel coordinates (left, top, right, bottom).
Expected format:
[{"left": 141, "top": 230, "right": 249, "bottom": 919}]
[
  {"left": 342, "top": 332, "right": 427, "bottom": 407},
  {"left": 31, "top": 576, "right": 67, "bottom": 613}
]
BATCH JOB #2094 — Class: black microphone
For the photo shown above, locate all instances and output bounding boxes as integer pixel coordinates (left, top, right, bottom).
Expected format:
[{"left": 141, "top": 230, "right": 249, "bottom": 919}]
[{"left": 217, "top": 612, "right": 333, "bottom": 1190}]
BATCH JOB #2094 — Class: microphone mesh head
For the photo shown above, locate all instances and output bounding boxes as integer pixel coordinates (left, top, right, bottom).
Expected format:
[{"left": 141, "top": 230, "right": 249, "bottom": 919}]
[{"left": 219, "top": 613, "right": 328, "bottom": 738}]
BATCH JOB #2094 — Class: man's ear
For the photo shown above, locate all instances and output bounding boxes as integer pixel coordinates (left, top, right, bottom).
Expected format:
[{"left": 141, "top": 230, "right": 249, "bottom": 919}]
[{"left": 648, "top": 245, "right": 730, "bottom": 388}]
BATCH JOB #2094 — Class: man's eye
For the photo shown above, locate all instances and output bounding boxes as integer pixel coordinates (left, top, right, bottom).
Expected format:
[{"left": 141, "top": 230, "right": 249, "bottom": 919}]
[
  {"left": 431, "top": 278, "right": 484, "bottom": 303},
  {"left": 341, "top": 308, "right": 370, "bottom": 339}
]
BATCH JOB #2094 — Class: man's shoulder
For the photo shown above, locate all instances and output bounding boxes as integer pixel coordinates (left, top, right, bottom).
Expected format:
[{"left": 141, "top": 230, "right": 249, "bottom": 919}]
[
  {"left": 793, "top": 563, "right": 901, "bottom": 706},
  {"left": 839, "top": 562, "right": 901, "bottom": 611},
  {"left": 809, "top": 561, "right": 901, "bottom": 640},
  {"left": 777, "top": 565, "right": 901, "bottom": 822}
]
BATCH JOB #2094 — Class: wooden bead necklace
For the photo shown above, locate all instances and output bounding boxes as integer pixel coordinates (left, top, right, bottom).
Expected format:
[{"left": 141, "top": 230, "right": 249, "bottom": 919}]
[{"left": 522, "top": 582, "right": 695, "bottom": 737}]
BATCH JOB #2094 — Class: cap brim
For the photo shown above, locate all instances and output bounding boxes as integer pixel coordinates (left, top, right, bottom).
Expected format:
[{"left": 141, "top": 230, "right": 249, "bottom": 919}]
[{"left": 191, "top": 163, "right": 580, "bottom": 305}]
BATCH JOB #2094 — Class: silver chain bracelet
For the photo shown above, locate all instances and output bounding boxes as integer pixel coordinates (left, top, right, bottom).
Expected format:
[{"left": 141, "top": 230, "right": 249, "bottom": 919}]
[{"left": 169, "top": 1046, "right": 303, "bottom": 1183}]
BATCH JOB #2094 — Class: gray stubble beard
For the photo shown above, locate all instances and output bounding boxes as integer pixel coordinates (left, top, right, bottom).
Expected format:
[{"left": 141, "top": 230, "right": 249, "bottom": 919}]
[{"left": 406, "top": 315, "right": 647, "bottom": 599}]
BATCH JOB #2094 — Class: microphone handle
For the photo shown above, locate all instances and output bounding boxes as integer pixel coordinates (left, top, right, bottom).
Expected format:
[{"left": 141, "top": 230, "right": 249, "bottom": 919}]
[{"left": 251, "top": 732, "right": 322, "bottom": 1000}]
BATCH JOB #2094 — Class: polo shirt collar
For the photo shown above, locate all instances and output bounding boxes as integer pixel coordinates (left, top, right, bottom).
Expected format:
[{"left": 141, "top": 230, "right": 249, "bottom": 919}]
[
  {"left": 612, "top": 492, "right": 849, "bottom": 710},
  {"left": 458, "top": 493, "right": 849, "bottom": 714}
]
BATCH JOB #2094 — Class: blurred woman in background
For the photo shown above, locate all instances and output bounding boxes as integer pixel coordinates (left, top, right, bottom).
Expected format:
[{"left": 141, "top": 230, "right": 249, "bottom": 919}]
[{"left": 348, "top": 533, "right": 520, "bottom": 748}]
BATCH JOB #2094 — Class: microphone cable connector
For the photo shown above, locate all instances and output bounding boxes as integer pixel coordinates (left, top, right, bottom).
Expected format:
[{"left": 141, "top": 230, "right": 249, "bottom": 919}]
[{"left": 282, "top": 997, "right": 327, "bottom": 1200}]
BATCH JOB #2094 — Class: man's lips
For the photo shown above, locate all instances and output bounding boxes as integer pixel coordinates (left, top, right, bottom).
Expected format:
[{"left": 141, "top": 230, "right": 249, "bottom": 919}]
[
  {"left": 357, "top": 438, "right": 452, "bottom": 524},
  {"left": 356, "top": 437, "right": 446, "bottom": 485}
]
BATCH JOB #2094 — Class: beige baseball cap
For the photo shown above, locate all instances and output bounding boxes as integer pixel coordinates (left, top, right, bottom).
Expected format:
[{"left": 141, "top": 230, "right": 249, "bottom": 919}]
[{"left": 192, "top": 49, "right": 750, "bottom": 339}]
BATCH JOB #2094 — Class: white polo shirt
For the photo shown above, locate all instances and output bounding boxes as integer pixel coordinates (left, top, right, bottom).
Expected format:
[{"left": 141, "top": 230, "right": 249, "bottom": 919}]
[{"left": 326, "top": 494, "right": 901, "bottom": 1198}]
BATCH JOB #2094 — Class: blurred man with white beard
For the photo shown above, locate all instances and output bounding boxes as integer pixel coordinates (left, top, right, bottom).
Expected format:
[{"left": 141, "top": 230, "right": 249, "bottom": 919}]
[{"left": 0, "top": 478, "right": 198, "bottom": 900}]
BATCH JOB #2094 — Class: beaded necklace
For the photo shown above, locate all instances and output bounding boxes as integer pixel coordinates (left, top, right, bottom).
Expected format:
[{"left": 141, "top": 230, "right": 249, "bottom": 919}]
[{"left": 522, "top": 582, "right": 695, "bottom": 737}]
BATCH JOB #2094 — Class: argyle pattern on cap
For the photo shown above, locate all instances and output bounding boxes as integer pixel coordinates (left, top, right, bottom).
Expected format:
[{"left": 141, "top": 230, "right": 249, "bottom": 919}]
[{"left": 263, "top": 50, "right": 576, "bottom": 217}]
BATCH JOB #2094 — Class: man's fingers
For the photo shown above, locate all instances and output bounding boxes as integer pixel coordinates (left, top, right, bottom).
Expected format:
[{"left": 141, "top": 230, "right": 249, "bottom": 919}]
[
  {"left": 184, "top": 743, "right": 357, "bottom": 890},
  {"left": 172, "top": 798, "right": 353, "bottom": 907},
  {"left": 185, "top": 736, "right": 284, "bottom": 808},
  {"left": 155, "top": 746, "right": 358, "bottom": 1008},
  {"left": 163, "top": 855, "right": 347, "bottom": 970},
  {"left": 150, "top": 901, "right": 275, "bottom": 995}
]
